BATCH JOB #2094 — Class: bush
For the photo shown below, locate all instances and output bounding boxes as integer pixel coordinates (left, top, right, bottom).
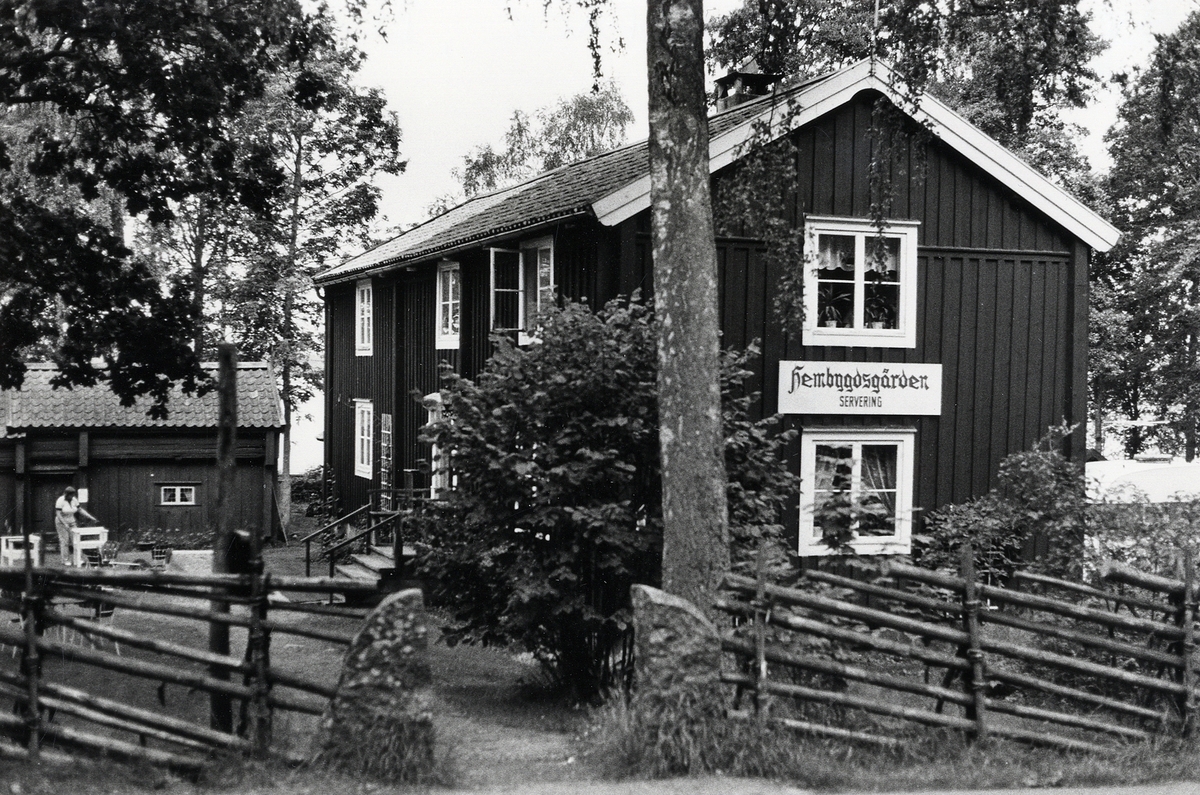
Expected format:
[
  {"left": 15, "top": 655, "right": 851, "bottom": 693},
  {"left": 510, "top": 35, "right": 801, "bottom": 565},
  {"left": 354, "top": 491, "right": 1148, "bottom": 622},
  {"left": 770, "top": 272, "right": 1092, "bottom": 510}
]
[
  {"left": 920, "top": 424, "right": 1085, "bottom": 582},
  {"left": 415, "top": 296, "right": 797, "bottom": 702}
]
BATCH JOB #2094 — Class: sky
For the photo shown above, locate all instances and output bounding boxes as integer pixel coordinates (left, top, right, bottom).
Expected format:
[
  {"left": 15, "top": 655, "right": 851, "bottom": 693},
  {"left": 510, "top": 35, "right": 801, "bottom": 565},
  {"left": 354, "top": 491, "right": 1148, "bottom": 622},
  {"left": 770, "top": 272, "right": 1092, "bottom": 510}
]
[
  {"left": 352, "top": 0, "right": 1199, "bottom": 232},
  {"left": 290, "top": 0, "right": 1199, "bottom": 473}
]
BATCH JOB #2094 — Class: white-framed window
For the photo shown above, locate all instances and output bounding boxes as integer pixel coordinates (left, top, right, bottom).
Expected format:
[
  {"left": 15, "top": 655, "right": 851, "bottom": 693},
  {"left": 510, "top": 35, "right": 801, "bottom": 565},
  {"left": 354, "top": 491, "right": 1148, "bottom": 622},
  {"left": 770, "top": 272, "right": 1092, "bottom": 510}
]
[
  {"left": 799, "top": 429, "right": 914, "bottom": 556},
  {"left": 436, "top": 261, "right": 461, "bottom": 350},
  {"left": 423, "top": 392, "right": 454, "bottom": 498},
  {"left": 355, "top": 279, "right": 373, "bottom": 356},
  {"left": 489, "top": 236, "right": 554, "bottom": 344},
  {"left": 354, "top": 399, "right": 373, "bottom": 479},
  {"left": 802, "top": 216, "right": 919, "bottom": 348},
  {"left": 160, "top": 485, "right": 197, "bottom": 506}
]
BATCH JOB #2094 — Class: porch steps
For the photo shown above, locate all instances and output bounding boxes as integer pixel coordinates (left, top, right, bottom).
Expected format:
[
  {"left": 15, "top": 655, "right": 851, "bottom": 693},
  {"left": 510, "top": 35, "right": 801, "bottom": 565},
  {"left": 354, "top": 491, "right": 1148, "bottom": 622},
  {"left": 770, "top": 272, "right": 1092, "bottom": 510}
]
[{"left": 331, "top": 544, "right": 418, "bottom": 585}]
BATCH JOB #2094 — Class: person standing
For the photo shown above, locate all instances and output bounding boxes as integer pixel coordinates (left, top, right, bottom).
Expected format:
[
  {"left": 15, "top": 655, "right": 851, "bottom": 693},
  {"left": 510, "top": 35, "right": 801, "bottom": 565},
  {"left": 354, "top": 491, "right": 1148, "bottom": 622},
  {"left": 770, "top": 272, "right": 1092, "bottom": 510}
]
[{"left": 54, "top": 486, "right": 96, "bottom": 566}]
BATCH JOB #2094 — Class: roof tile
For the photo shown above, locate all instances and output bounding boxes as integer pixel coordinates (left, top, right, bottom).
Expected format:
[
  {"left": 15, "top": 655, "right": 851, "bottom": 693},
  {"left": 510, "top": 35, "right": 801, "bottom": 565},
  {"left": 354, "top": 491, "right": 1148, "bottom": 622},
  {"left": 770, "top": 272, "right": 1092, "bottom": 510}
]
[{"left": 2, "top": 363, "right": 283, "bottom": 432}]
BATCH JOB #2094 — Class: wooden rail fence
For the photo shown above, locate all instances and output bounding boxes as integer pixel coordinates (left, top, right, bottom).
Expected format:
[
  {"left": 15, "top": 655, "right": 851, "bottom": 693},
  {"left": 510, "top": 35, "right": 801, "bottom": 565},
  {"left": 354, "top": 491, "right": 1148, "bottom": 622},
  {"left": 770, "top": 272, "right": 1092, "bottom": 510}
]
[
  {"left": 0, "top": 565, "right": 377, "bottom": 771},
  {"left": 717, "top": 547, "right": 1198, "bottom": 752}
]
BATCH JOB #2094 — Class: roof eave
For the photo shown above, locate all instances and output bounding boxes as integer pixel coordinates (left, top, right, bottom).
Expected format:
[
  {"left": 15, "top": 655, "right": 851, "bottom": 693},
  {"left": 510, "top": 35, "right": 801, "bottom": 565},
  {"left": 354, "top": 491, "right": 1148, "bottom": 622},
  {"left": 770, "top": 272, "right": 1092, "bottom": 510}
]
[
  {"left": 315, "top": 208, "right": 595, "bottom": 286},
  {"left": 592, "top": 59, "right": 1120, "bottom": 253}
]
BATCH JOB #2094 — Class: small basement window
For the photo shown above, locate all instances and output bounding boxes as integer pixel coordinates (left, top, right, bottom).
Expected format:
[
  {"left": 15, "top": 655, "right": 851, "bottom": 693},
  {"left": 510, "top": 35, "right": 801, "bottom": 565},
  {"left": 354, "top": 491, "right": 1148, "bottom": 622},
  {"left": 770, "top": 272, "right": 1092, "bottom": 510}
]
[
  {"left": 160, "top": 485, "right": 197, "bottom": 506},
  {"left": 802, "top": 216, "right": 919, "bottom": 348},
  {"left": 798, "top": 429, "right": 914, "bottom": 556}
]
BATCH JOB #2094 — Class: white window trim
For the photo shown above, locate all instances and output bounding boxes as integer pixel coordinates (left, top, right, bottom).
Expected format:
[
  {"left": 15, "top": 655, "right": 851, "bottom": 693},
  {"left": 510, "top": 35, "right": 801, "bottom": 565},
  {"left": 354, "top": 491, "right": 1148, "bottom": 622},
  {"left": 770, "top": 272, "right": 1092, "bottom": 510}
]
[
  {"left": 355, "top": 279, "right": 373, "bottom": 356},
  {"left": 160, "top": 485, "right": 197, "bottom": 506},
  {"left": 354, "top": 399, "right": 373, "bottom": 479},
  {"left": 798, "top": 428, "right": 914, "bottom": 556},
  {"left": 489, "top": 238, "right": 555, "bottom": 345},
  {"left": 519, "top": 236, "right": 554, "bottom": 346},
  {"left": 424, "top": 392, "right": 453, "bottom": 498},
  {"left": 435, "top": 261, "right": 461, "bottom": 350},
  {"left": 801, "top": 216, "right": 919, "bottom": 349}
]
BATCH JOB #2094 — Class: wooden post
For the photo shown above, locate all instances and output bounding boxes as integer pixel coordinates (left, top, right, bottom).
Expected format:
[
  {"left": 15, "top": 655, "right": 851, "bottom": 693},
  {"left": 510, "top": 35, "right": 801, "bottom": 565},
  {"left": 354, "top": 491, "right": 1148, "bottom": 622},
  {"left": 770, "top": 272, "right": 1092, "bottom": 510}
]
[
  {"left": 1178, "top": 549, "right": 1196, "bottom": 738},
  {"left": 210, "top": 344, "right": 237, "bottom": 734},
  {"left": 21, "top": 515, "right": 39, "bottom": 759},
  {"left": 245, "top": 567, "right": 272, "bottom": 757},
  {"left": 753, "top": 541, "right": 769, "bottom": 717},
  {"left": 960, "top": 546, "right": 988, "bottom": 742}
]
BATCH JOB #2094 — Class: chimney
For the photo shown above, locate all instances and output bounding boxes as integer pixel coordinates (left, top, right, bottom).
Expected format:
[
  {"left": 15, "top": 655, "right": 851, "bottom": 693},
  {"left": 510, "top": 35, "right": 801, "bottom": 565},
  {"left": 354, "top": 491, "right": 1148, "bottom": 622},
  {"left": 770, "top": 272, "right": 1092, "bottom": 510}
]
[{"left": 713, "top": 56, "right": 781, "bottom": 111}]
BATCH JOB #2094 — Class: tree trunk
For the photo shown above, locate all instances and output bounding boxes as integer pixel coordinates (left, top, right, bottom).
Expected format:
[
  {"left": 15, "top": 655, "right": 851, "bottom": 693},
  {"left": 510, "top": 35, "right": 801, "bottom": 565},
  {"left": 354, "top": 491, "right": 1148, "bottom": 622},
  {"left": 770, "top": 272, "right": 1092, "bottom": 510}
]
[
  {"left": 277, "top": 134, "right": 307, "bottom": 535},
  {"left": 647, "top": 0, "right": 730, "bottom": 610}
]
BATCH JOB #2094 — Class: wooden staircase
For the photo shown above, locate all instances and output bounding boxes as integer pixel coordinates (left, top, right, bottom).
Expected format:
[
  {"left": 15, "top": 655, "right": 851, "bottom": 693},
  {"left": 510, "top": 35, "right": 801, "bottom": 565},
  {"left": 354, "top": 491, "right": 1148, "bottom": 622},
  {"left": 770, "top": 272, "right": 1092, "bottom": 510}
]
[{"left": 333, "top": 543, "right": 416, "bottom": 584}]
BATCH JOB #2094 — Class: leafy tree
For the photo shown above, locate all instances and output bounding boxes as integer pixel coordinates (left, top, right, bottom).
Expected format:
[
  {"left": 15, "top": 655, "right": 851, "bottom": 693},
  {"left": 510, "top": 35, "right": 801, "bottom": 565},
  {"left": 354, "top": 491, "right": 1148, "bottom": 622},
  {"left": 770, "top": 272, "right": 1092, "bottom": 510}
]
[
  {"left": 429, "top": 84, "right": 632, "bottom": 215},
  {"left": 417, "top": 297, "right": 797, "bottom": 701},
  {"left": 139, "top": 22, "right": 404, "bottom": 526},
  {"left": 0, "top": 0, "right": 334, "bottom": 410},
  {"left": 707, "top": 0, "right": 1101, "bottom": 149},
  {"left": 1100, "top": 12, "right": 1200, "bottom": 459}
]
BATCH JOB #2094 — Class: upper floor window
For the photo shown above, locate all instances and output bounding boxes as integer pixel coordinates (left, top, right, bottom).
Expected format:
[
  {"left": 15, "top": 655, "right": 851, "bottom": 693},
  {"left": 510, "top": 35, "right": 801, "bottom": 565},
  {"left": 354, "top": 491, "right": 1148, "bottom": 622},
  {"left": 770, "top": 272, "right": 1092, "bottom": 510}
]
[
  {"left": 355, "top": 279, "right": 373, "bottom": 356},
  {"left": 354, "top": 399, "right": 373, "bottom": 479},
  {"left": 436, "top": 262, "right": 461, "bottom": 350},
  {"left": 489, "top": 237, "right": 555, "bottom": 344},
  {"left": 798, "top": 428, "right": 914, "bottom": 556},
  {"left": 802, "top": 216, "right": 919, "bottom": 349}
]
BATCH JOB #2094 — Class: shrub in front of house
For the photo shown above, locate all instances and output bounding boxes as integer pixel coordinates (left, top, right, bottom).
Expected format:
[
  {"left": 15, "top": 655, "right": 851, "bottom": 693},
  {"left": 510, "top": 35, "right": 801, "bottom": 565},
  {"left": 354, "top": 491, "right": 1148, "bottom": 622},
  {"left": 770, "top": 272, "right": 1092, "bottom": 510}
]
[
  {"left": 414, "top": 295, "right": 797, "bottom": 703},
  {"left": 919, "top": 424, "right": 1086, "bottom": 583}
]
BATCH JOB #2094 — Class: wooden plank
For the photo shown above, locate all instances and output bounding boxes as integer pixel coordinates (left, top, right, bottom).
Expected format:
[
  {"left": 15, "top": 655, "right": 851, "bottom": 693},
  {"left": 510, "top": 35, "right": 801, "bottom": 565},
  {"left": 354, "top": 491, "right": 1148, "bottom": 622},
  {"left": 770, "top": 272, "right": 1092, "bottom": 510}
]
[
  {"left": 726, "top": 706, "right": 902, "bottom": 748},
  {"left": 762, "top": 679, "right": 976, "bottom": 731},
  {"left": 987, "top": 667, "right": 1166, "bottom": 722},
  {"left": 0, "top": 668, "right": 252, "bottom": 751},
  {"left": 1012, "top": 570, "right": 1172, "bottom": 613}
]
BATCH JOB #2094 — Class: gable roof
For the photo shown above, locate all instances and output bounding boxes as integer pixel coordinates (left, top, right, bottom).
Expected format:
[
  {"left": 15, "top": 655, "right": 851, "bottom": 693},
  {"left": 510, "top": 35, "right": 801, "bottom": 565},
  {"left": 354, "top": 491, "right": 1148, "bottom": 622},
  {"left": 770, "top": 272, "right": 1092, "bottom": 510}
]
[
  {"left": 316, "top": 60, "right": 1117, "bottom": 286},
  {"left": 0, "top": 362, "right": 283, "bottom": 437}
]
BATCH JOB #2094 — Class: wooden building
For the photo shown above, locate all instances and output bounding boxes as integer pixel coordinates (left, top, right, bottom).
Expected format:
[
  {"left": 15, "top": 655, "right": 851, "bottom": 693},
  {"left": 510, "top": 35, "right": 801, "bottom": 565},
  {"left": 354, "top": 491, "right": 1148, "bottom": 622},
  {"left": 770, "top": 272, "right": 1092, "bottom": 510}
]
[
  {"left": 314, "top": 60, "right": 1119, "bottom": 556},
  {"left": 0, "top": 362, "right": 283, "bottom": 542}
]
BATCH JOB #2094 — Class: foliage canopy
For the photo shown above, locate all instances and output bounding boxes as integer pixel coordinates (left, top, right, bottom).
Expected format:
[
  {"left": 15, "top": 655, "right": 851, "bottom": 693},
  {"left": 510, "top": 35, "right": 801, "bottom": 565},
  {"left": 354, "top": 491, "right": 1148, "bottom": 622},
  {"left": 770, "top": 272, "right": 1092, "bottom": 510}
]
[{"left": 415, "top": 296, "right": 797, "bottom": 701}]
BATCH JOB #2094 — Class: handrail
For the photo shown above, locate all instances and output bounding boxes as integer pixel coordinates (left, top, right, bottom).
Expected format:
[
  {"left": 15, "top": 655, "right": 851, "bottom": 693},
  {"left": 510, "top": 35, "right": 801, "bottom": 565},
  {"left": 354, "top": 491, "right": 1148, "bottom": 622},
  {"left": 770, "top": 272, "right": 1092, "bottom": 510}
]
[
  {"left": 302, "top": 503, "right": 371, "bottom": 577},
  {"left": 325, "top": 515, "right": 396, "bottom": 559},
  {"left": 298, "top": 503, "right": 370, "bottom": 546}
]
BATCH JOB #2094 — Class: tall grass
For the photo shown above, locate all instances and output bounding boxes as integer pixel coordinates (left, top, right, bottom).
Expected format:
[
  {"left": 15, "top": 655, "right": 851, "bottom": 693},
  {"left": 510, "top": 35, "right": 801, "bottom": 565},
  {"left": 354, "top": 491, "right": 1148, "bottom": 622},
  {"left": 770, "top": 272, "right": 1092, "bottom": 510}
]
[
  {"left": 311, "top": 710, "right": 455, "bottom": 786},
  {"left": 584, "top": 688, "right": 1200, "bottom": 789}
]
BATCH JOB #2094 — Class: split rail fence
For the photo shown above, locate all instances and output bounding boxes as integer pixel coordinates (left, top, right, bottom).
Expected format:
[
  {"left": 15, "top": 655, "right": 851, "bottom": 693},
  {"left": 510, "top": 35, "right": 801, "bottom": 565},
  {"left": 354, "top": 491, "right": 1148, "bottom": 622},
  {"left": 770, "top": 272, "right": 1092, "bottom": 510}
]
[
  {"left": 0, "top": 564, "right": 378, "bottom": 771},
  {"left": 717, "top": 547, "right": 1198, "bottom": 752}
]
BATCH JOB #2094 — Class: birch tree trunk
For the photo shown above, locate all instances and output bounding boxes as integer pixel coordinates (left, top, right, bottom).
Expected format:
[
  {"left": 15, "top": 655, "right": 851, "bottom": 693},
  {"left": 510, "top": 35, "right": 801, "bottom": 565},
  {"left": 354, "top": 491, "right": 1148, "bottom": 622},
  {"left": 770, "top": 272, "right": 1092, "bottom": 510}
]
[{"left": 647, "top": 0, "right": 730, "bottom": 609}]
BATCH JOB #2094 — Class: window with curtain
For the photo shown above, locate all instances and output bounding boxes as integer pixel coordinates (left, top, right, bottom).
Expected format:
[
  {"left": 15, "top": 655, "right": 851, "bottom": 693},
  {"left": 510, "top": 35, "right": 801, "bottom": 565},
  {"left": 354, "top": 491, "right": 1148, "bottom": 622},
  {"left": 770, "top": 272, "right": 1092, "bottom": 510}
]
[
  {"left": 800, "top": 429, "right": 913, "bottom": 555},
  {"left": 802, "top": 216, "right": 919, "bottom": 348}
]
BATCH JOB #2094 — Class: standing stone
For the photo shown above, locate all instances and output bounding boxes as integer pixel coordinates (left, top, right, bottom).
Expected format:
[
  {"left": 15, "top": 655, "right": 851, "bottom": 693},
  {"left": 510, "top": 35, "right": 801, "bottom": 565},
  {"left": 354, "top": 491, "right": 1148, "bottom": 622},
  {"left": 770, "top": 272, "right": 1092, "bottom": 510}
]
[
  {"left": 317, "top": 588, "right": 436, "bottom": 780},
  {"left": 631, "top": 584, "right": 721, "bottom": 693}
]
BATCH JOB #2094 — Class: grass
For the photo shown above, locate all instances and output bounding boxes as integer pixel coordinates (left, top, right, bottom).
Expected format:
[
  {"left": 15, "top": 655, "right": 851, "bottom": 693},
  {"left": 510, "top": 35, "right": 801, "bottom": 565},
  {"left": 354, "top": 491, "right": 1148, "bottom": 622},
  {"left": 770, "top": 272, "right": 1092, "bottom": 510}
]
[{"left": 582, "top": 687, "right": 1200, "bottom": 791}]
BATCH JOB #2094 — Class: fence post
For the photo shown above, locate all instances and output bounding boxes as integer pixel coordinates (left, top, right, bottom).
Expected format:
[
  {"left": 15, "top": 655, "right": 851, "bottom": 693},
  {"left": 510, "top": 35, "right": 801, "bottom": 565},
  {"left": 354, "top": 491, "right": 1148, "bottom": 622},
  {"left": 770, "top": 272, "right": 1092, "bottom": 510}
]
[
  {"left": 1178, "top": 549, "right": 1196, "bottom": 738},
  {"left": 21, "top": 521, "right": 40, "bottom": 759},
  {"left": 246, "top": 567, "right": 272, "bottom": 757},
  {"left": 752, "top": 541, "right": 770, "bottom": 717},
  {"left": 959, "top": 545, "right": 988, "bottom": 742},
  {"left": 210, "top": 344, "right": 237, "bottom": 734}
]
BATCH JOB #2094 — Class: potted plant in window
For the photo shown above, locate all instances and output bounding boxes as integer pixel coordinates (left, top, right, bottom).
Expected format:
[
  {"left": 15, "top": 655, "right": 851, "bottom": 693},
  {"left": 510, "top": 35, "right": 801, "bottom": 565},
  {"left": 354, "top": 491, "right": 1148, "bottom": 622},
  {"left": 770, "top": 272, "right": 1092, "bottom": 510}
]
[
  {"left": 864, "top": 289, "right": 896, "bottom": 329},
  {"left": 817, "top": 285, "right": 850, "bottom": 327}
]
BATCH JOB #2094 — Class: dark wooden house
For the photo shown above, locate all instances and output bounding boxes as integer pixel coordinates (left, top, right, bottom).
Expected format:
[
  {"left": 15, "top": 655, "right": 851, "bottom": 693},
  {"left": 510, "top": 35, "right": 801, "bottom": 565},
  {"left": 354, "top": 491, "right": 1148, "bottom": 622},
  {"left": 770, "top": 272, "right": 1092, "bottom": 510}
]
[
  {"left": 314, "top": 60, "right": 1118, "bottom": 556},
  {"left": 0, "top": 362, "right": 282, "bottom": 543}
]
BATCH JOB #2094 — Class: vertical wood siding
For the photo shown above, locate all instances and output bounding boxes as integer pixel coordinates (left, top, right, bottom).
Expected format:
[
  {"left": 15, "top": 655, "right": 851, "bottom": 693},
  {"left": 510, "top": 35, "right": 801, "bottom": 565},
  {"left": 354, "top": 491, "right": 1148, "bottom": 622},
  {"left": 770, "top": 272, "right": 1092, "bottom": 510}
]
[
  {"left": 324, "top": 277, "right": 397, "bottom": 513},
  {"left": 322, "top": 89, "right": 1088, "bottom": 528}
]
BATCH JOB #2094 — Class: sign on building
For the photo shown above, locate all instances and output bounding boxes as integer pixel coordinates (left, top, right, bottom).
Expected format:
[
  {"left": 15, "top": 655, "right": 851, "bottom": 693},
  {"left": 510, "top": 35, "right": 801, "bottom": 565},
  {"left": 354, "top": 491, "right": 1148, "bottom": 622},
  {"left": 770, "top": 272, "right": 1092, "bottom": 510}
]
[{"left": 778, "top": 361, "right": 943, "bottom": 416}]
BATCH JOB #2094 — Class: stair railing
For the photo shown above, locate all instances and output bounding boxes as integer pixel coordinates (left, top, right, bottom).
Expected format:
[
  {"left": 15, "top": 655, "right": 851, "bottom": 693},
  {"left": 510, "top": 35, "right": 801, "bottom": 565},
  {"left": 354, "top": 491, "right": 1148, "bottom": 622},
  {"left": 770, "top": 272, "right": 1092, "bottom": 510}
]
[
  {"left": 299, "top": 503, "right": 370, "bottom": 577},
  {"left": 324, "top": 513, "right": 399, "bottom": 580}
]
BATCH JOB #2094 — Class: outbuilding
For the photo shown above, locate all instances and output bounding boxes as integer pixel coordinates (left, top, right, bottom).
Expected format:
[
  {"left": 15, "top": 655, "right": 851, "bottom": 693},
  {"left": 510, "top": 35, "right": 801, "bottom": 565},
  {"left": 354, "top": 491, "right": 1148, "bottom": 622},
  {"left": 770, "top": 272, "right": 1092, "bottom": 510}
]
[{"left": 0, "top": 362, "right": 283, "bottom": 550}]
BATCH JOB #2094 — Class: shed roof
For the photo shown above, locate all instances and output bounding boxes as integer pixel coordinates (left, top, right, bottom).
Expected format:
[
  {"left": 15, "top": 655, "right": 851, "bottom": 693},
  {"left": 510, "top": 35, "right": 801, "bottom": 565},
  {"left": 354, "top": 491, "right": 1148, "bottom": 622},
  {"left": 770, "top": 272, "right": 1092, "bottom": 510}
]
[
  {"left": 316, "top": 59, "right": 1117, "bottom": 286},
  {"left": 0, "top": 362, "right": 283, "bottom": 437}
]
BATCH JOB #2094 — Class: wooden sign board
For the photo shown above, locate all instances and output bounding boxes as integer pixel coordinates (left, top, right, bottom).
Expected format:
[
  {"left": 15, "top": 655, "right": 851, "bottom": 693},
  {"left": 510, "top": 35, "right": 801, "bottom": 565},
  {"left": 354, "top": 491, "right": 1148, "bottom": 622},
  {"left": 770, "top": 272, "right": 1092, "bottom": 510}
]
[{"left": 778, "top": 361, "right": 943, "bottom": 416}]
